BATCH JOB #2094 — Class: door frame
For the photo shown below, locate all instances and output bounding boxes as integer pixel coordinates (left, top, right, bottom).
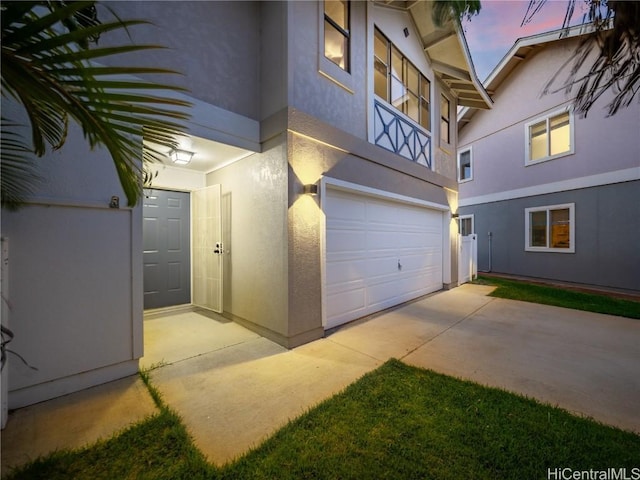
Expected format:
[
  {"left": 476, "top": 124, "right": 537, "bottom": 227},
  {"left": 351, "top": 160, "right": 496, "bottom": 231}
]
[{"left": 142, "top": 188, "right": 192, "bottom": 310}]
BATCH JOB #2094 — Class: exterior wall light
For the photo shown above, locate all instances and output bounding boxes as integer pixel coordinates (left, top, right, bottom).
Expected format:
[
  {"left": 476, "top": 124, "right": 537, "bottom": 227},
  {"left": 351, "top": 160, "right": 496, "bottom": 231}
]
[
  {"left": 170, "top": 148, "right": 194, "bottom": 165},
  {"left": 451, "top": 213, "right": 459, "bottom": 218},
  {"left": 303, "top": 184, "right": 319, "bottom": 195}
]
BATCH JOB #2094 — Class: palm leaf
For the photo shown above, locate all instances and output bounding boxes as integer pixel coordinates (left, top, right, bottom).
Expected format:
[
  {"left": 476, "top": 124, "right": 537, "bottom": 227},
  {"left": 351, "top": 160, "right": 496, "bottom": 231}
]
[
  {"left": 527, "top": 0, "right": 640, "bottom": 117},
  {"left": 1, "top": 1, "right": 192, "bottom": 208},
  {"left": 432, "top": 0, "right": 481, "bottom": 28},
  {"left": 0, "top": 120, "right": 41, "bottom": 210}
]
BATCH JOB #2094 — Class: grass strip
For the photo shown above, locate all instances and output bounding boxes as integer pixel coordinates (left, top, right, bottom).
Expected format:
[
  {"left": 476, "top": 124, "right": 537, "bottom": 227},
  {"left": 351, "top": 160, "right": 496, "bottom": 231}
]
[
  {"left": 3, "top": 408, "right": 213, "bottom": 480},
  {"left": 4, "top": 369, "right": 213, "bottom": 480},
  {"left": 224, "top": 360, "right": 640, "bottom": 479},
  {"left": 6, "top": 360, "right": 639, "bottom": 479},
  {"left": 475, "top": 275, "right": 640, "bottom": 319}
]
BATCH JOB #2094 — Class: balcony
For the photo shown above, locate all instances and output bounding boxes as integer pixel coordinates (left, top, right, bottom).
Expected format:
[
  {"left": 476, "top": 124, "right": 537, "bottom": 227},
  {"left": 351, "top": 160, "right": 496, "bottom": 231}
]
[{"left": 373, "top": 99, "right": 431, "bottom": 168}]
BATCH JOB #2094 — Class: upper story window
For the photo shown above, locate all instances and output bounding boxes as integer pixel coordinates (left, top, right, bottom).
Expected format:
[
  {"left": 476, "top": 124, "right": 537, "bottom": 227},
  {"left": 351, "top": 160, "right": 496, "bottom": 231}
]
[
  {"left": 324, "top": 1, "right": 350, "bottom": 72},
  {"left": 440, "top": 95, "right": 450, "bottom": 144},
  {"left": 525, "top": 203, "right": 575, "bottom": 253},
  {"left": 458, "top": 147, "right": 472, "bottom": 182},
  {"left": 374, "top": 27, "right": 431, "bottom": 131},
  {"left": 525, "top": 109, "right": 574, "bottom": 165}
]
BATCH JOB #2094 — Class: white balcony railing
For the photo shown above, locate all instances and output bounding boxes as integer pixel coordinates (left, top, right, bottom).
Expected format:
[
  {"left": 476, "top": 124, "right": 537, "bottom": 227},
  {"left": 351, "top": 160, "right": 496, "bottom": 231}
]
[{"left": 373, "top": 99, "right": 431, "bottom": 168}]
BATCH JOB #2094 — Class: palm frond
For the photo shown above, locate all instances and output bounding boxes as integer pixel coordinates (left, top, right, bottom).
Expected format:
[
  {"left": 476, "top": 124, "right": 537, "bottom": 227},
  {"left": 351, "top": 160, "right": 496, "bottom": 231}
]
[
  {"left": 0, "top": 120, "right": 41, "bottom": 210},
  {"left": 1, "top": 1, "right": 192, "bottom": 208},
  {"left": 432, "top": 0, "right": 481, "bottom": 28},
  {"left": 527, "top": 0, "right": 640, "bottom": 117}
]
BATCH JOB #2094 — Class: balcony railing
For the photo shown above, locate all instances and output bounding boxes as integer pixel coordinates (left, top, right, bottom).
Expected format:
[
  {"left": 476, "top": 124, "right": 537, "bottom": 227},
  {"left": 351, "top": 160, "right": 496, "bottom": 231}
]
[{"left": 373, "top": 99, "right": 431, "bottom": 168}]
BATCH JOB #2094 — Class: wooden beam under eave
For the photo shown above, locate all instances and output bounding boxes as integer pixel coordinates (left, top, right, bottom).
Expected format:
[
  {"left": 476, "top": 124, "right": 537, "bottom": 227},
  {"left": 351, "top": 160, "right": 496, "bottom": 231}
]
[
  {"left": 432, "top": 61, "right": 472, "bottom": 82},
  {"left": 422, "top": 30, "right": 456, "bottom": 50},
  {"left": 459, "top": 98, "right": 491, "bottom": 109},
  {"left": 448, "top": 82, "right": 478, "bottom": 93}
]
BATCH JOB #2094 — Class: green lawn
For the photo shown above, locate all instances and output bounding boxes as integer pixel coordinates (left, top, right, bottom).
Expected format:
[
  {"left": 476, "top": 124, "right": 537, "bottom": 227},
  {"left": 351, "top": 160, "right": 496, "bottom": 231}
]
[
  {"left": 475, "top": 275, "right": 640, "bottom": 319},
  {"left": 7, "top": 360, "right": 639, "bottom": 480}
]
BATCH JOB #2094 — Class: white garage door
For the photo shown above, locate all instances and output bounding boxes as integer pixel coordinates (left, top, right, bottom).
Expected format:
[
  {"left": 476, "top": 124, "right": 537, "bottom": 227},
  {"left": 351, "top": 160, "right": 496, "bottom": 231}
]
[{"left": 325, "top": 188, "right": 444, "bottom": 329}]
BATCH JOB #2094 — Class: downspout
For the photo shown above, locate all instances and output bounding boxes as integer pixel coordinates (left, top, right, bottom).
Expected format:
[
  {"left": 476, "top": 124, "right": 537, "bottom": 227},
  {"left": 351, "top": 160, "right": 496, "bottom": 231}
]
[{"left": 480, "top": 231, "right": 492, "bottom": 273}]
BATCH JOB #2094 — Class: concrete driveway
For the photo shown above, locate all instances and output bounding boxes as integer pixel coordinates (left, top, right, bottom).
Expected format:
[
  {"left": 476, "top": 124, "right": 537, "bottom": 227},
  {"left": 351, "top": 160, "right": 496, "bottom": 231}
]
[
  {"left": 333, "top": 284, "right": 640, "bottom": 434},
  {"left": 2, "top": 284, "right": 639, "bottom": 472},
  {"left": 147, "top": 284, "right": 639, "bottom": 464}
]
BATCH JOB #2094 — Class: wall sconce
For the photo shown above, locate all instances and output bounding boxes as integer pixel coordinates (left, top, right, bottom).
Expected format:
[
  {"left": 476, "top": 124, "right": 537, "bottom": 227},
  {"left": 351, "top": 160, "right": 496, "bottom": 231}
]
[
  {"left": 451, "top": 213, "right": 459, "bottom": 219},
  {"left": 170, "top": 148, "right": 194, "bottom": 166},
  {"left": 303, "top": 184, "right": 318, "bottom": 195}
]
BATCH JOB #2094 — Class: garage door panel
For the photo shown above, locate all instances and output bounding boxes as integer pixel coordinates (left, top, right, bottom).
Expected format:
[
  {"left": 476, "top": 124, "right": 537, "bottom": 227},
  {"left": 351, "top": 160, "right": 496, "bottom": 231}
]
[
  {"left": 325, "top": 193, "right": 366, "bottom": 220},
  {"left": 326, "top": 259, "right": 370, "bottom": 285},
  {"left": 326, "top": 288, "right": 366, "bottom": 321},
  {"left": 399, "top": 255, "right": 439, "bottom": 273},
  {"left": 325, "top": 187, "right": 445, "bottom": 329},
  {"left": 326, "top": 229, "right": 367, "bottom": 253},
  {"left": 368, "top": 201, "right": 422, "bottom": 225}
]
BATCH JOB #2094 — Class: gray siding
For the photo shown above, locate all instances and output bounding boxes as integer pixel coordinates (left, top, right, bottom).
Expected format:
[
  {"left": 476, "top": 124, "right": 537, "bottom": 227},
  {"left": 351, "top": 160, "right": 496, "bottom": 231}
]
[{"left": 461, "top": 181, "right": 640, "bottom": 292}]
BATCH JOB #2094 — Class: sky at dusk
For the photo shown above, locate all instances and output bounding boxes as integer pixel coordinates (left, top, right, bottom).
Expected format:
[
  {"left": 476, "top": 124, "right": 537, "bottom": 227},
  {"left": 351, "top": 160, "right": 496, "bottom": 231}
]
[{"left": 462, "top": 0, "right": 591, "bottom": 81}]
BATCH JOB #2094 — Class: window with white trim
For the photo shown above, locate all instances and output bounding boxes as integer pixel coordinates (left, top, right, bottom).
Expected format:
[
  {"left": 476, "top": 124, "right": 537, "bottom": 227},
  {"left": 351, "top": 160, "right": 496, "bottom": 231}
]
[
  {"left": 458, "top": 215, "right": 474, "bottom": 236},
  {"left": 458, "top": 147, "right": 472, "bottom": 182},
  {"left": 525, "top": 203, "right": 575, "bottom": 253},
  {"left": 324, "top": 0, "right": 350, "bottom": 71},
  {"left": 440, "top": 95, "right": 450, "bottom": 144},
  {"left": 525, "top": 109, "right": 574, "bottom": 164},
  {"left": 374, "top": 27, "right": 431, "bottom": 130}
]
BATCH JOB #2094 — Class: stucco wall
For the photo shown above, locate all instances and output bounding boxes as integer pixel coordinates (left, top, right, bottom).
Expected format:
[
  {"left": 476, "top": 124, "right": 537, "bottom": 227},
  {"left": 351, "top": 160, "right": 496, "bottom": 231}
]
[
  {"left": 260, "top": 1, "right": 288, "bottom": 122},
  {"left": 460, "top": 181, "right": 640, "bottom": 291},
  {"left": 101, "top": 1, "right": 261, "bottom": 120},
  {"left": 288, "top": 1, "right": 368, "bottom": 139},
  {"left": 205, "top": 135, "right": 289, "bottom": 341}
]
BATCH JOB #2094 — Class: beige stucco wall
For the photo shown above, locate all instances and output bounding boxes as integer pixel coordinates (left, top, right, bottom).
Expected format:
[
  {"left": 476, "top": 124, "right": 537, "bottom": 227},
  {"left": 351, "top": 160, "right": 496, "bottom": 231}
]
[{"left": 205, "top": 135, "right": 290, "bottom": 342}]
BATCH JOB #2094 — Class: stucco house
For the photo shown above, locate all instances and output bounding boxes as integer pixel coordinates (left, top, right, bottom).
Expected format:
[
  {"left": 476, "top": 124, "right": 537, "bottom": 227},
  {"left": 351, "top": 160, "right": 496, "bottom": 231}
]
[
  {"left": 1, "top": 0, "right": 490, "bottom": 414},
  {"left": 457, "top": 25, "right": 640, "bottom": 293}
]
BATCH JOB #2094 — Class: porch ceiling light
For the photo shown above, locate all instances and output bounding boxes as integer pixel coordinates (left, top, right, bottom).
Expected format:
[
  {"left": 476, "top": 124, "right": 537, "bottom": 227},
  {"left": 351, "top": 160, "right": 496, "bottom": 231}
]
[{"left": 170, "top": 148, "right": 194, "bottom": 166}]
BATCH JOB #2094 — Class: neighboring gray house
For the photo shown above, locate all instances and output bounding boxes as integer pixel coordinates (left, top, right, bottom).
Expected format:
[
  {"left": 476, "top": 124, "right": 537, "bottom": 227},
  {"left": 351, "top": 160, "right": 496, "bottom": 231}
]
[
  {"left": 457, "top": 25, "right": 640, "bottom": 293},
  {"left": 1, "top": 0, "right": 490, "bottom": 411}
]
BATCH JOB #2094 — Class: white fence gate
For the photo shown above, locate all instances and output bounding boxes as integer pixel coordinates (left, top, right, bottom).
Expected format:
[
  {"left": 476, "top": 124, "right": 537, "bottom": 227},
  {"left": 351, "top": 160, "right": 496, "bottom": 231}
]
[{"left": 458, "top": 234, "right": 477, "bottom": 285}]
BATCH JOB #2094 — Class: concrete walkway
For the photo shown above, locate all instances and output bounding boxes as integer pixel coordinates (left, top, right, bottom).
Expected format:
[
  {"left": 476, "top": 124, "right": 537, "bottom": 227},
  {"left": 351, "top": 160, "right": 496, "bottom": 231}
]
[{"left": 2, "top": 284, "right": 639, "bottom": 473}]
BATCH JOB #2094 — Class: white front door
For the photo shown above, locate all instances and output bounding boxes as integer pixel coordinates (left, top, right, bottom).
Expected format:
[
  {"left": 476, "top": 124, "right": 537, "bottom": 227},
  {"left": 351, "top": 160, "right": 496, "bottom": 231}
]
[
  {"left": 192, "top": 185, "right": 223, "bottom": 313},
  {"left": 325, "top": 188, "right": 444, "bottom": 329}
]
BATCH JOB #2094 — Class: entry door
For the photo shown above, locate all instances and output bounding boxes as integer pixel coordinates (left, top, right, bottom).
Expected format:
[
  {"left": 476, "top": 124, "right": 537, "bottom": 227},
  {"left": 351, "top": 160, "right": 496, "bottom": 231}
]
[
  {"left": 192, "top": 184, "right": 223, "bottom": 313},
  {"left": 143, "top": 190, "right": 191, "bottom": 309}
]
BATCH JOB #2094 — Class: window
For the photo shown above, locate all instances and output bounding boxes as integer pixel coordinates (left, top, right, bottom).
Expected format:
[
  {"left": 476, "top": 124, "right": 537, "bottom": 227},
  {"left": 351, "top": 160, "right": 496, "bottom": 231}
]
[
  {"left": 525, "top": 203, "right": 575, "bottom": 253},
  {"left": 374, "top": 28, "right": 431, "bottom": 130},
  {"left": 525, "top": 110, "right": 574, "bottom": 164},
  {"left": 324, "top": 1, "right": 350, "bottom": 71},
  {"left": 440, "top": 95, "right": 450, "bottom": 144},
  {"left": 458, "top": 147, "right": 472, "bottom": 182},
  {"left": 458, "top": 215, "right": 474, "bottom": 236}
]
